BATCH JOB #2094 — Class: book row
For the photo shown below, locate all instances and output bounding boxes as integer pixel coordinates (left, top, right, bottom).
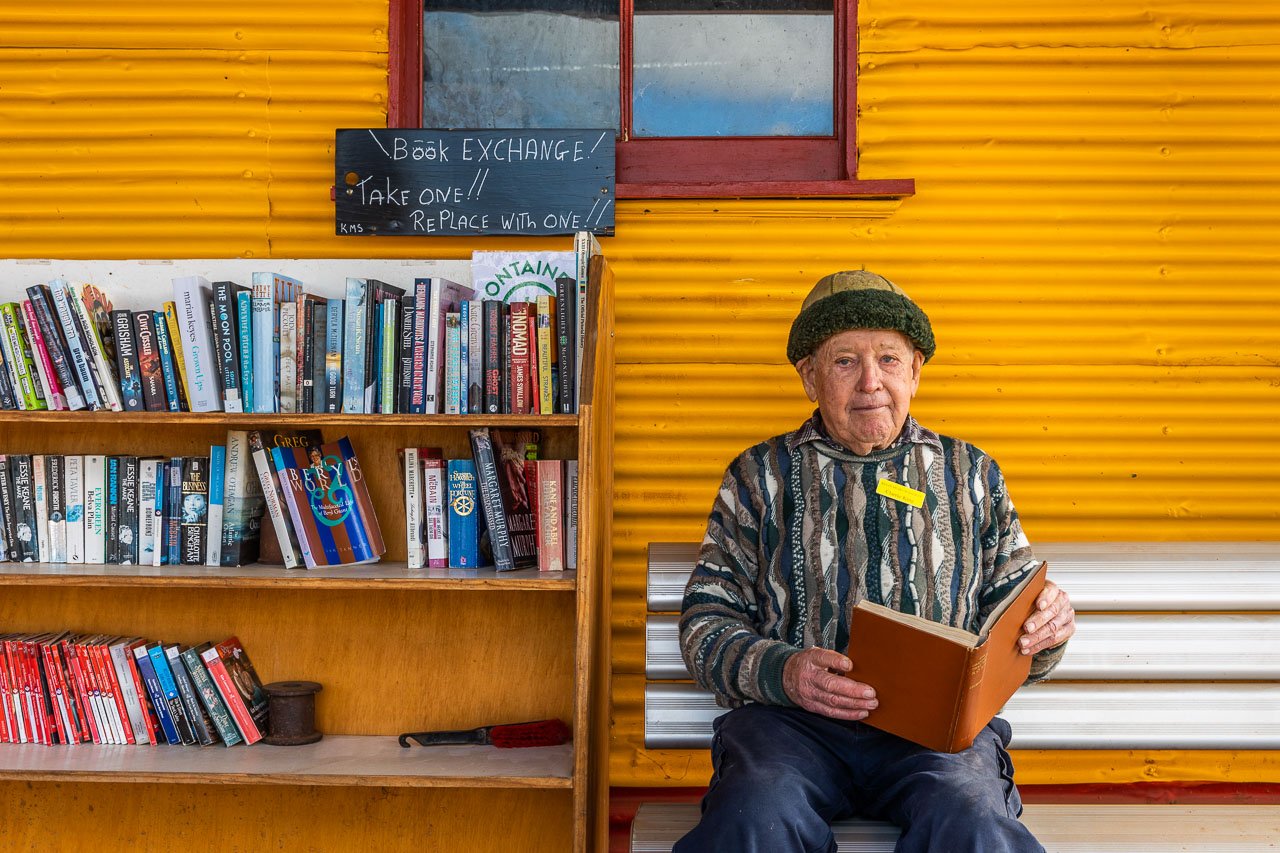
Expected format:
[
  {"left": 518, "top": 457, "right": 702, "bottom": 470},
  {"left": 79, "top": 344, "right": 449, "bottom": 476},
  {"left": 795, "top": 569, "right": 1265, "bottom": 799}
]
[
  {"left": 0, "top": 235, "right": 600, "bottom": 417},
  {"left": 0, "top": 633, "right": 269, "bottom": 748},
  {"left": 0, "top": 430, "right": 383, "bottom": 570},
  {"left": 405, "top": 428, "right": 578, "bottom": 573}
]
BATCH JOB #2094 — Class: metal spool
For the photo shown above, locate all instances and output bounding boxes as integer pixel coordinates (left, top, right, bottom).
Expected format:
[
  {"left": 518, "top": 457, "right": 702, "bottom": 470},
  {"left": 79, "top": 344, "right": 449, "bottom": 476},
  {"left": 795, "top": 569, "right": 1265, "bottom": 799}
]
[{"left": 263, "top": 680, "right": 323, "bottom": 746}]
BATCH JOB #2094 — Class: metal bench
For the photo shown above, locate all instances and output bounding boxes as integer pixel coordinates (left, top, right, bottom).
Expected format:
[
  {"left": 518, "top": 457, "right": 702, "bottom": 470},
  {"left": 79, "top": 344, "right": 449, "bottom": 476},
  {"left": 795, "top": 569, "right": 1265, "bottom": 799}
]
[{"left": 632, "top": 541, "right": 1280, "bottom": 852}]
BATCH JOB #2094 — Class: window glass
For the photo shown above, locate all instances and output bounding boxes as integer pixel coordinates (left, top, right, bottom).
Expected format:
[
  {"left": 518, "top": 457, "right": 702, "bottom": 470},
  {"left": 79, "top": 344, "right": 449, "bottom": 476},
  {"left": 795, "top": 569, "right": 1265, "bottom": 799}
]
[
  {"left": 423, "top": 0, "right": 620, "bottom": 130},
  {"left": 632, "top": 0, "right": 833, "bottom": 137}
]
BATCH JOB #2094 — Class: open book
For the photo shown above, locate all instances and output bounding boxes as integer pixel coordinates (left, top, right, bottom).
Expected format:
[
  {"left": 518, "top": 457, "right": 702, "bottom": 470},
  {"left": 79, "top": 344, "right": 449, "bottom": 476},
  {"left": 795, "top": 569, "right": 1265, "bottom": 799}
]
[{"left": 845, "top": 561, "right": 1049, "bottom": 753}]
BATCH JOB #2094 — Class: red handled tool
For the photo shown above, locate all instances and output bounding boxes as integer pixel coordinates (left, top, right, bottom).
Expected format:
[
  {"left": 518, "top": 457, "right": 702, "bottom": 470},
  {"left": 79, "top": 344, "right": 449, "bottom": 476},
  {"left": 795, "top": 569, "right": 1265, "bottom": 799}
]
[{"left": 398, "top": 719, "right": 571, "bottom": 749}]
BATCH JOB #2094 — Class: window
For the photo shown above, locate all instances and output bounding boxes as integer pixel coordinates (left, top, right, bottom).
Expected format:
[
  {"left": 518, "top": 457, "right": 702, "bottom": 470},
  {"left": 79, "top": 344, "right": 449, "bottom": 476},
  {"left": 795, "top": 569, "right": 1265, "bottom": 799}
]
[{"left": 388, "top": 0, "right": 913, "bottom": 197}]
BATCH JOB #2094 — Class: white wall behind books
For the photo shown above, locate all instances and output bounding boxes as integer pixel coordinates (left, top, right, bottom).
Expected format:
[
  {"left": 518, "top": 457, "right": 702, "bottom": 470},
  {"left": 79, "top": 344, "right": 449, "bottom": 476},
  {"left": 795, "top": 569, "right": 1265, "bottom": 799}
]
[{"left": 0, "top": 259, "right": 474, "bottom": 308}]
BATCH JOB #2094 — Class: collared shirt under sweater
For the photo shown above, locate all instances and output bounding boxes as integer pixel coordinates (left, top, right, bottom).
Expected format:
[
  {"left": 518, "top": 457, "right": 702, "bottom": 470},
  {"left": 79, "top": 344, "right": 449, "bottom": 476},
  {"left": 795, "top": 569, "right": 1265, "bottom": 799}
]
[{"left": 680, "top": 412, "right": 1066, "bottom": 709}]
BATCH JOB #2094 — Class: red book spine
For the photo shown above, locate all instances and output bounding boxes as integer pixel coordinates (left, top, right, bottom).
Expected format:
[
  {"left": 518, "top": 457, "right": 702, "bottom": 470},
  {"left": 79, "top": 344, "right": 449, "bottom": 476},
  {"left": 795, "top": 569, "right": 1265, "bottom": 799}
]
[
  {"left": 21, "top": 299, "right": 66, "bottom": 410},
  {"left": 18, "top": 639, "right": 43, "bottom": 744},
  {"left": 84, "top": 642, "right": 116, "bottom": 744},
  {"left": 124, "top": 641, "right": 159, "bottom": 745},
  {"left": 8, "top": 639, "right": 33, "bottom": 743},
  {"left": 0, "top": 642, "right": 14, "bottom": 743},
  {"left": 65, "top": 642, "right": 102, "bottom": 744},
  {"left": 49, "top": 642, "right": 86, "bottom": 744},
  {"left": 536, "top": 460, "right": 565, "bottom": 572},
  {"left": 200, "top": 647, "right": 262, "bottom": 744},
  {"left": 509, "top": 303, "right": 533, "bottom": 415},
  {"left": 22, "top": 639, "right": 49, "bottom": 745},
  {"left": 38, "top": 642, "right": 66, "bottom": 745},
  {"left": 97, "top": 641, "right": 135, "bottom": 744},
  {"left": 59, "top": 640, "right": 92, "bottom": 744}
]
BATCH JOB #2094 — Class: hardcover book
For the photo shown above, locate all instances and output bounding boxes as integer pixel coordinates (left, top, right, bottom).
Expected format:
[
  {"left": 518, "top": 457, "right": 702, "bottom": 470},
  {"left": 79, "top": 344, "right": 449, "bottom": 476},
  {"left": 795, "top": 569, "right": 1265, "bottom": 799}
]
[
  {"left": 273, "top": 436, "right": 384, "bottom": 568},
  {"left": 397, "top": 292, "right": 415, "bottom": 414},
  {"left": 468, "top": 428, "right": 515, "bottom": 572},
  {"left": 408, "top": 280, "right": 428, "bottom": 413},
  {"left": 846, "top": 561, "right": 1050, "bottom": 753}
]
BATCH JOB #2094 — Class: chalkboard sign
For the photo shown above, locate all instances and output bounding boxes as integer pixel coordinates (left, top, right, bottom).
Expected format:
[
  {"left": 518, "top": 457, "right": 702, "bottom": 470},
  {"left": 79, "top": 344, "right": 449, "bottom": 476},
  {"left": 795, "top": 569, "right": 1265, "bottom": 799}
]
[{"left": 334, "top": 128, "right": 615, "bottom": 237}]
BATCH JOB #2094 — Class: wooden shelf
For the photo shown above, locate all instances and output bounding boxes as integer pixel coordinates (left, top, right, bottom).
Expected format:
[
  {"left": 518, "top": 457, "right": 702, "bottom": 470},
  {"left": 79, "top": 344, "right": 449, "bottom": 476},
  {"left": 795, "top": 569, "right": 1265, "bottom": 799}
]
[
  {"left": 0, "top": 562, "right": 576, "bottom": 591},
  {"left": 0, "top": 411, "right": 578, "bottom": 428},
  {"left": 0, "top": 735, "right": 573, "bottom": 789}
]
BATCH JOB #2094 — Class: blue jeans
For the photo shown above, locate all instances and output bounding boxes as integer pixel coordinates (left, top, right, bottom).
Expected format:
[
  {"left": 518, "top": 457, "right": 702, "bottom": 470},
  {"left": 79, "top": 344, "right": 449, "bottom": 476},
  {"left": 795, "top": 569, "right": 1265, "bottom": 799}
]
[{"left": 672, "top": 704, "right": 1043, "bottom": 853}]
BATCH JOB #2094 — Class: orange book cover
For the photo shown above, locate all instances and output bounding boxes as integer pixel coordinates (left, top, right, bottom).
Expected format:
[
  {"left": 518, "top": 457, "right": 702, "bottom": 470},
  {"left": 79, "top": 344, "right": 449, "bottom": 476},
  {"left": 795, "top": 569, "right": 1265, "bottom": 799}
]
[{"left": 846, "top": 561, "right": 1049, "bottom": 753}]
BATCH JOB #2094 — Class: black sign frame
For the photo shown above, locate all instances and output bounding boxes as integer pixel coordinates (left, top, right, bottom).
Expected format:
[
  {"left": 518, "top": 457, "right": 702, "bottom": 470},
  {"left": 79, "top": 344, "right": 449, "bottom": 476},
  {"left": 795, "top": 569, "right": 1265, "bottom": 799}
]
[{"left": 334, "top": 128, "right": 615, "bottom": 237}]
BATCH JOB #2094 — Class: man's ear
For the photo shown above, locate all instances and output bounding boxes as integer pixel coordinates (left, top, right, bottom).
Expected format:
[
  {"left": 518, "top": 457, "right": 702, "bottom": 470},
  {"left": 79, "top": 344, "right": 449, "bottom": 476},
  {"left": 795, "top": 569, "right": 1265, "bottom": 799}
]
[
  {"left": 796, "top": 356, "right": 819, "bottom": 402},
  {"left": 909, "top": 349, "right": 925, "bottom": 397}
]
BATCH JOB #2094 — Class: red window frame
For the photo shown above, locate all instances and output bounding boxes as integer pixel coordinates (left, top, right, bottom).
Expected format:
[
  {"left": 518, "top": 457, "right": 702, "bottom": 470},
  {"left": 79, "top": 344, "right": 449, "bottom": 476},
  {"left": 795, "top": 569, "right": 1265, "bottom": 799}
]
[{"left": 387, "top": 0, "right": 913, "bottom": 199}]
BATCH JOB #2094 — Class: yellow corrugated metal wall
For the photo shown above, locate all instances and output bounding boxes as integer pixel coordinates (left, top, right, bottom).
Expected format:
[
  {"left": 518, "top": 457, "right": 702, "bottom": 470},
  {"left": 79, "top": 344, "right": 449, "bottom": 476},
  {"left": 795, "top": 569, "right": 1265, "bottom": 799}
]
[{"left": 0, "top": 0, "right": 1276, "bottom": 809}]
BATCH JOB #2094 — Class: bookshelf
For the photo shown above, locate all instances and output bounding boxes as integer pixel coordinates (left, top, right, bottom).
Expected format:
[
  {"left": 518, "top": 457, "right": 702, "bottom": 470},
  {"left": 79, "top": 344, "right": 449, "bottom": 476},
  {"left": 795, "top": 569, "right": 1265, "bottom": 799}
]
[{"left": 0, "top": 259, "right": 614, "bottom": 852}]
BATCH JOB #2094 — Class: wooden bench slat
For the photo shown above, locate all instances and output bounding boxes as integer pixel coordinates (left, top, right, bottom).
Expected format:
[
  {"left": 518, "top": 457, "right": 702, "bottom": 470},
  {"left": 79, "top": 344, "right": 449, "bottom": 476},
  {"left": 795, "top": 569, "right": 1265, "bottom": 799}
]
[
  {"left": 645, "top": 613, "right": 1280, "bottom": 680},
  {"left": 644, "top": 682, "right": 1280, "bottom": 750},
  {"left": 631, "top": 802, "right": 1280, "bottom": 853},
  {"left": 647, "top": 542, "right": 1280, "bottom": 612}
]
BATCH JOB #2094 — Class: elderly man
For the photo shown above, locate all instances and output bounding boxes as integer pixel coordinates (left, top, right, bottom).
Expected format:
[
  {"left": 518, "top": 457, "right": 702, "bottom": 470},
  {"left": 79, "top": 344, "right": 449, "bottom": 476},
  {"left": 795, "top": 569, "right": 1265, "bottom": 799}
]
[{"left": 675, "top": 272, "right": 1075, "bottom": 853}]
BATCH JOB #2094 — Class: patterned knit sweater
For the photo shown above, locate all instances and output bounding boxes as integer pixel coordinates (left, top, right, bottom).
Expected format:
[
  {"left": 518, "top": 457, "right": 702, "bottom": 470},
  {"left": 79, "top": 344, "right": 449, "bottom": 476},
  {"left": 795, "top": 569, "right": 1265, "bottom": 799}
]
[{"left": 680, "top": 413, "right": 1066, "bottom": 710}]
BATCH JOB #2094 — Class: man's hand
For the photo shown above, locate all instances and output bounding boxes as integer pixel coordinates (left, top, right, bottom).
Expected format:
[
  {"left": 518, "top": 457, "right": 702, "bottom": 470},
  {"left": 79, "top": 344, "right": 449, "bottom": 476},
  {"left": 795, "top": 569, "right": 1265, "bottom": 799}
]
[
  {"left": 782, "top": 647, "right": 878, "bottom": 720},
  {"left": 1020, "top": 579, "right": 1075, "bottom": 655}
]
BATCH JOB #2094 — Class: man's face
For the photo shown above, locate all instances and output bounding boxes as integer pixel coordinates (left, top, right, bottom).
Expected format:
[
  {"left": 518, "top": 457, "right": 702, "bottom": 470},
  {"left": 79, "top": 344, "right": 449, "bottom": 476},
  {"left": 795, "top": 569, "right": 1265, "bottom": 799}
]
[{"left": 795, "top": 328, "right": 924, "bottom": 455}]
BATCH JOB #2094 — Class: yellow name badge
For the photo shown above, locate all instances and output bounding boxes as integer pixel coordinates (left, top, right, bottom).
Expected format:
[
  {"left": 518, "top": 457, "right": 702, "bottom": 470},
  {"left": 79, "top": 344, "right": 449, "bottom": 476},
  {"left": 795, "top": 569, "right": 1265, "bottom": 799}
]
[{"left": 876, "top": 478, "right": 925, "bottom": 508}]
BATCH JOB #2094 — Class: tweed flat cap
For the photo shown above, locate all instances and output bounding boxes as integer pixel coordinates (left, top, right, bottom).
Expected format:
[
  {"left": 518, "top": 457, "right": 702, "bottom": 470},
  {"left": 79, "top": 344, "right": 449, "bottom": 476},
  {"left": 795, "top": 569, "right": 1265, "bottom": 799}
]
[{"left": 786, "top": 270, "right": 936, "bottom": 364}]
